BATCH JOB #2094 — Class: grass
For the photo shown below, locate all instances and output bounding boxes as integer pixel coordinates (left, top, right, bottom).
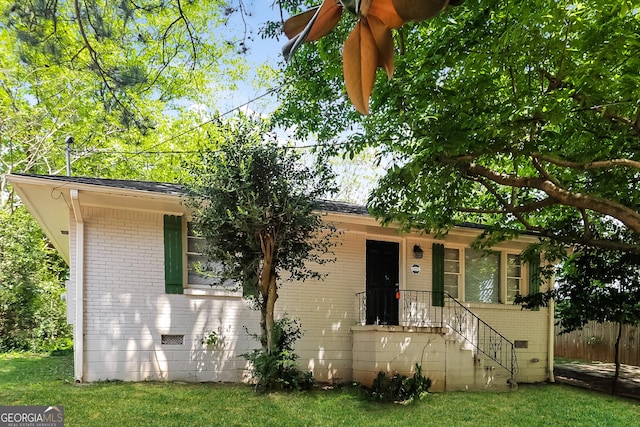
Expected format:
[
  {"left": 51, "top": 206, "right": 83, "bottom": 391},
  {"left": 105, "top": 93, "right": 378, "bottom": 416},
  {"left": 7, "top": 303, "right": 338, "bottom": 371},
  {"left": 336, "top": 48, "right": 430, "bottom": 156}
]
[{"left": 1, "top": 353, "right": 638, "bottom": 427}]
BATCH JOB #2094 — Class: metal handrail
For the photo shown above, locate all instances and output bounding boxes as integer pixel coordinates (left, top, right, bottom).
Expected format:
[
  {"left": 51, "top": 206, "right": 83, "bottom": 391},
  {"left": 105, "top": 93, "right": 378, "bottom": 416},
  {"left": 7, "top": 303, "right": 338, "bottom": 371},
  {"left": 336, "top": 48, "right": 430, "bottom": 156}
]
[
  {"left": 444, "top": 292, "right": 519, "bottom": 379},
  {"left": 355, "top": 289, "right": 518, "bottom": 380}
]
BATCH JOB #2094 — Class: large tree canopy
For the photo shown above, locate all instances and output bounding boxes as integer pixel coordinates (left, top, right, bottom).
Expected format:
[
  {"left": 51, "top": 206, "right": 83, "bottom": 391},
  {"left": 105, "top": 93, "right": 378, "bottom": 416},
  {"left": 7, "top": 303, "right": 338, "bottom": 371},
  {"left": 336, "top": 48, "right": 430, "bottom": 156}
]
[
  {"left": 0, "top": 0, "right": 247, "bottom": 187},
  {"left": 274, "top": 0, "right": 640, "bottom": 252}
]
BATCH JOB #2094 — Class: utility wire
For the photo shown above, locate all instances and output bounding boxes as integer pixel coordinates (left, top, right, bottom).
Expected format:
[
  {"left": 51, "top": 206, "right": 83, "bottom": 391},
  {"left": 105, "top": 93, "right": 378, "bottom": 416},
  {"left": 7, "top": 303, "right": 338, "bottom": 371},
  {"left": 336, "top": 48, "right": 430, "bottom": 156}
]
[{"left": 145, "top": 84, "right": 284, "bottom": 151}]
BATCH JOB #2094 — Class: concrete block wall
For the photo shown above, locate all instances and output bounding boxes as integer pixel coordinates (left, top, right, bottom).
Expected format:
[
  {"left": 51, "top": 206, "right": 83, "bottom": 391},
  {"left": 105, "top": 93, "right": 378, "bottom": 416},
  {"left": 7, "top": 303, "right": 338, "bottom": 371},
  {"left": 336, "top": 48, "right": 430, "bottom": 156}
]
[
  {"left": 468, "top": 305, "right": 551, "bottom": 383},
  {"left": 351, "top": 325, "right": 448, "bottom": 391},
  {"left": 351, "top": 326, "right": 519, "bottom": 392}
]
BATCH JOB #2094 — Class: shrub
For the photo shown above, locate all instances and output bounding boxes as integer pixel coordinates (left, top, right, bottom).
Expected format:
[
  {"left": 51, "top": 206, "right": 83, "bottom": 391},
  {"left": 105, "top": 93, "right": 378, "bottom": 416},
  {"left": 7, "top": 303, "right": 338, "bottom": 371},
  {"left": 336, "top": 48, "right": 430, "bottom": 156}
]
[
  {"left": 368, "top": 364, "right": 431, "bottom": 403},
  {"left": 243, "top": 317, "right": 314, "bottom": 392}
]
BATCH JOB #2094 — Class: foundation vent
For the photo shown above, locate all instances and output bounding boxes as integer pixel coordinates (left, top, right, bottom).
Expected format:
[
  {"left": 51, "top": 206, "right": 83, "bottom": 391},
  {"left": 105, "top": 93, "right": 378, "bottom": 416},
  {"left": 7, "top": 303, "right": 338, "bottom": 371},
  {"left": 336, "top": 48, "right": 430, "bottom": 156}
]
[{"left": 161, "top": 335, "right": 184, "bottom": 345}]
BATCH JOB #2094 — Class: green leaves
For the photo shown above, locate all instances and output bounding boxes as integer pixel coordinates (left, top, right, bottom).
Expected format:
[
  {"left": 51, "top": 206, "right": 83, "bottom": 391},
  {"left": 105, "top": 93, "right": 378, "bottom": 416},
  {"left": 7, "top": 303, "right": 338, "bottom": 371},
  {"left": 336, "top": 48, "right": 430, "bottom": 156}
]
[
  {"left": 184, "top": 115, "right": 338, "bottom": 289},
  {"left": 0, "top": 0, "right": 243, "bottom": 181},
  {"left": 0, "top": 207, "right": 70, "bottom": 351},
  {"left": 275, "top": 0, "right": 640, "bottom": 252}
]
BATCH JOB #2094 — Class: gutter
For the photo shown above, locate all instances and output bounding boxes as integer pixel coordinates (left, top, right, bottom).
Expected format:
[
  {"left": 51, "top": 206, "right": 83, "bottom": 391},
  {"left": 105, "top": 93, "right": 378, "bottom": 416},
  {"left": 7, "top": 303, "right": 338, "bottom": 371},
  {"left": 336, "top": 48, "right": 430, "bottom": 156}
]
[
  {"left": 548, "top": 298, "right": 555, "bottom": 382},
  {"left": 70, "top": 189, "right": 84, "bottom": 382}
]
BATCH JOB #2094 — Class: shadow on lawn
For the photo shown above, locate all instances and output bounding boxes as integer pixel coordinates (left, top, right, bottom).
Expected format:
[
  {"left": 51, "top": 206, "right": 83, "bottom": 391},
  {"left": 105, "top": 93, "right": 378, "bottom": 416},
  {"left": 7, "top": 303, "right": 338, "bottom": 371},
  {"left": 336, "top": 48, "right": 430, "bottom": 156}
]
[{"left": 554, "top": 362, "right": 640, "bottom": 401}]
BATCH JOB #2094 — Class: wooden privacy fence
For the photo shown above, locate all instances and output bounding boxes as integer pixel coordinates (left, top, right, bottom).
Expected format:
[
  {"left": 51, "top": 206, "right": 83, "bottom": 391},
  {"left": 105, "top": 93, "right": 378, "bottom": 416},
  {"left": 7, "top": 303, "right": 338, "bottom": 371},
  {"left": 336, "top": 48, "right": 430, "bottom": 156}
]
[{"left": 555, "top": 321, "right": 640, "bottom": 367}]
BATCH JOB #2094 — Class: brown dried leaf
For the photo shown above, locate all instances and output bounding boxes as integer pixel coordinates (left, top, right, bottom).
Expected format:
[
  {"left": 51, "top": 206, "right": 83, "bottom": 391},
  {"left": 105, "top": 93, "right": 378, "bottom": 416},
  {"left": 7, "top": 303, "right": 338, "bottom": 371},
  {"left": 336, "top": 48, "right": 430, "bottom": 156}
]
[
  {"left": 283, "top": 1, "right": 343, "bottom": 42},
  {"left": 306, "top": 1, "right": 343, "bottom": 42},
  {"left": 367, "top": 15, "right": 395, "bottom": 79},
  {"left": 367, "top": 0, "right": 404, "bottom": 29},
  {"left": 392, "top": 0, "right": 449, "bottom": 22},
  {"left": 343, "top": 21, "right": 378, "bottom": 115},
  {"left": 283, "top": 8, "right": 319, "bottom": 39}
]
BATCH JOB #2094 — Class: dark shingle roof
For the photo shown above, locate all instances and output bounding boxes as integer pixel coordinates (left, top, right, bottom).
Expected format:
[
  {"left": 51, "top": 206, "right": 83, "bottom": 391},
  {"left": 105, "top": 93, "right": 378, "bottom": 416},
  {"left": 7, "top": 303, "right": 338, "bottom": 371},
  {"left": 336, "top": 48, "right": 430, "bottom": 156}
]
[
  {"left": 13, "top": 174, "right": 369, "bottom": 216},
  {"left": 316, "top": 200, "right": 369, "bottom": 215},
  {"left": 13, "top": 173, "right": 184, "bottom": 195}
]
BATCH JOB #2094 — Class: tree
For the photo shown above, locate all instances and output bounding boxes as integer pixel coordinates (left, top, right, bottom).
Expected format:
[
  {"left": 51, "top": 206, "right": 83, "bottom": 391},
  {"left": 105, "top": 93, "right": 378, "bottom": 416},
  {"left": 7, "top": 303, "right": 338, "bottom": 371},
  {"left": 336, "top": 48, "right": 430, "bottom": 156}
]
[
  {"left": 0, "top": 206, "right": 70, "bottom": 351},
  {"left": 184, "top": 116, "right": 337, "bottom": 353},
  {"left": 0, "top": 0, "right": 247, "bottom": 185},
  {"left": 0, "top": 0, "right": 250, "bottom": 353},
  {"left": 272, "top": 0, "right": 640, "bottom": 252},
  {"left": 517, "top": 244, "right": 640, "bottom": 395}
]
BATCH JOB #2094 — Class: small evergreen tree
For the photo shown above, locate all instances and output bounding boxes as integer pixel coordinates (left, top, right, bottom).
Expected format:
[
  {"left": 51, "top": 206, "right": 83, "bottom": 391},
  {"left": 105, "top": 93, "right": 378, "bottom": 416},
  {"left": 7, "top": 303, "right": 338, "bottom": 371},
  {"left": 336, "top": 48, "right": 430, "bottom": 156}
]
[{"left": 184, "top": 116, "right": 337, "bottom": 355}]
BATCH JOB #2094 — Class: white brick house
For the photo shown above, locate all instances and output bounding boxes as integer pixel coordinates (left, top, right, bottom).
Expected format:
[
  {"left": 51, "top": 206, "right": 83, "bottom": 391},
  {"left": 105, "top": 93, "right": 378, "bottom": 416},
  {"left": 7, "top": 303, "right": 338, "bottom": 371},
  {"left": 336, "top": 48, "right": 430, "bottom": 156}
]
[{"left": 8, "top": 173, "right": 555, "bottom": 391}]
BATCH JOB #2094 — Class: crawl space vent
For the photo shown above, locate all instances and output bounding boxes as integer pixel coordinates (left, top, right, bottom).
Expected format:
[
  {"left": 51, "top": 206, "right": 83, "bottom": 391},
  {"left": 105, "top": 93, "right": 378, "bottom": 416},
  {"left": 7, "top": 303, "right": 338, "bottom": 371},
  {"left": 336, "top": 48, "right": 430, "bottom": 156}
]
[{"left": 161, "top": 335, "right": 184, "bottom": 345}]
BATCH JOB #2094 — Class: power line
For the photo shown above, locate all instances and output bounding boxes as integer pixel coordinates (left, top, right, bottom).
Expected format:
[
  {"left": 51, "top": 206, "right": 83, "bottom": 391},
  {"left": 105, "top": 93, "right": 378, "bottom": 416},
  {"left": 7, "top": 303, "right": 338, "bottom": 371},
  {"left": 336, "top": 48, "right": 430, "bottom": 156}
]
[{"left": 145, "top": 85, "right": 284, "bottom": 151}]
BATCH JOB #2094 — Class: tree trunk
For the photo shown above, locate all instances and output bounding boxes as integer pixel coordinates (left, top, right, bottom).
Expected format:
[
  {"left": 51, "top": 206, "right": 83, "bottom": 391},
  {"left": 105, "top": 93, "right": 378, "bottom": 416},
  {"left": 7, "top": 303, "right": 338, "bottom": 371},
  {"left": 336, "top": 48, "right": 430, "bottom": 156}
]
[
  {"left": 258, "top": 271, "right": 278, "bottom": 353},
  {"left": 265, "top": 274, "right": 277, "bottom": 353},
  {"left": 612, "top": 321, "right": 622, "bottom": 395},
  {"left": 258, "top": 232, "right": 277, "bottom": 353}
]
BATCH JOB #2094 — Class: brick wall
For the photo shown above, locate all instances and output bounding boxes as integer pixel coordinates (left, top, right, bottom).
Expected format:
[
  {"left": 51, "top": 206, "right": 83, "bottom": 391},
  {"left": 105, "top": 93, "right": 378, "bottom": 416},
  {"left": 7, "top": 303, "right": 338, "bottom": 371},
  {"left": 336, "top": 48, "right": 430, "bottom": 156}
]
[
  {"left": 68, "top": 206, "right": 550, "bottom": 385},
  {"left": 72, "top": 206, "right": 260, "bottom": 382}
]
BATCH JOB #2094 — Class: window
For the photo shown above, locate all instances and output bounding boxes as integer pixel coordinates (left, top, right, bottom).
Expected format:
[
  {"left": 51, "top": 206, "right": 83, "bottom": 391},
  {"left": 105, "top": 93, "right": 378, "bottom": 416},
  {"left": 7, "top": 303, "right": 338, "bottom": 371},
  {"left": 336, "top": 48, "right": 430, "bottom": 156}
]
[
  {"left": 506, "top": 254, "right": 522, "bottom": 303},
  {"left": 163, "top": 215, "right": 239, "bottom": 296},
  {"left": 433, "top": 243, "right": 535, "bottom": 305},
  {"left": 465, "top": 248, "right": 500, "bottom": 303},
  {"left": 444, "top": 248, "right": 460, "bottom": 298},
  {"left": 187, "top": 222, "right": 217, "bottom": 287}
]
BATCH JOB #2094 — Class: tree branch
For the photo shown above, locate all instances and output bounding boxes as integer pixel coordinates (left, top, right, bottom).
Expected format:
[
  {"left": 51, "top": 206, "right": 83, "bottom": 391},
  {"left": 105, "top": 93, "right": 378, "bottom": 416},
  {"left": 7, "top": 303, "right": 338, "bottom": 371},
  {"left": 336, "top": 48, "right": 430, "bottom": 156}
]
[
  {"left": 535, "top": 231, "right": 640, "bottom": 254},
  {"left": 465, "top": 162, "right": 640, "bottom": 234},
  {"left": 74, "top": 0, "right": 144, "bottom": 128},
  {"left": 533, "top": 152, "right": 640, "bottom": 170},
  {"left": 457, "top": 197, "right": 556, "bottom": 215},
  {"left": 531, "top": 155, "right": 563, "bottom": 187},
  {"left": 471, "top": 175, "right": 547, "bottom": 233}
]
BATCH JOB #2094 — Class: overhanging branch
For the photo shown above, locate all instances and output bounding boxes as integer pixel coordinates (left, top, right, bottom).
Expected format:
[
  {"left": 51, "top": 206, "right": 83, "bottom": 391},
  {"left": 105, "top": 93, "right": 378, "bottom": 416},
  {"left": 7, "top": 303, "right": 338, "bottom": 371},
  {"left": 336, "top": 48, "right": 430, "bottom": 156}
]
[
  {"left": 533, "top": 153, "right": 640, "bottom": 171},
  {"left": 465, "top": 162, "right": 640, "bottom": 234}
]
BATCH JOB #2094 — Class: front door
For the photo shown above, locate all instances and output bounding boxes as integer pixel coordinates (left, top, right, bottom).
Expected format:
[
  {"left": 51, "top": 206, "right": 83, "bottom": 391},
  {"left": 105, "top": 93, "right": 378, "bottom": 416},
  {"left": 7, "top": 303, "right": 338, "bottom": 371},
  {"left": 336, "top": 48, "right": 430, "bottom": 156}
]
[{"left": 366, "top": 240, "right": 399, "bottom": 325}]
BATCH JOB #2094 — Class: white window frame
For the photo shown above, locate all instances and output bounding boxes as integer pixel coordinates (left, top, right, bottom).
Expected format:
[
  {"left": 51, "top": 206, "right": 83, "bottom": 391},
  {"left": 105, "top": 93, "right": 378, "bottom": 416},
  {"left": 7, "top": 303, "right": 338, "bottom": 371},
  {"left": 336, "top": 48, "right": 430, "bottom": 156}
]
[
  {"left": 448, "top": 247, "right": 528, "bottom": 305},
  {"left": 182, "top": 219, "right": 242, "bottom": 297},
  {"left": 503, "top": 251, "right": 526, "bottom": 304},
  {"left": 443, "top": 246, "right": 462, "bottom": 299}
]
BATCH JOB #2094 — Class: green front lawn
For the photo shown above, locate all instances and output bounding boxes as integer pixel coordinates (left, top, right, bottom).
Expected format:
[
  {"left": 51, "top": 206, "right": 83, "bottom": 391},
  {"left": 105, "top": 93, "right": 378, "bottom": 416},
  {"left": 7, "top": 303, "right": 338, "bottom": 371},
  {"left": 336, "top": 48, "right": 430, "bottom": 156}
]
[{"left": 1, "top": 353, "right": 638, "bottom": 427}]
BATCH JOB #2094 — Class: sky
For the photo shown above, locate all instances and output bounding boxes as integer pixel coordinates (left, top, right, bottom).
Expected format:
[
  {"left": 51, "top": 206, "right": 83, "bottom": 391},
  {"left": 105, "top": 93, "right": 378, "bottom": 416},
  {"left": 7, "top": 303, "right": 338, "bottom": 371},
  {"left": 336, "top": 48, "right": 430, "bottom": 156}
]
[
  {"left": 214, "top": 1, "right": 386, "bottom": 204},
  {"left": 214, "top": 1, "right": 286, "bottom": 115}
]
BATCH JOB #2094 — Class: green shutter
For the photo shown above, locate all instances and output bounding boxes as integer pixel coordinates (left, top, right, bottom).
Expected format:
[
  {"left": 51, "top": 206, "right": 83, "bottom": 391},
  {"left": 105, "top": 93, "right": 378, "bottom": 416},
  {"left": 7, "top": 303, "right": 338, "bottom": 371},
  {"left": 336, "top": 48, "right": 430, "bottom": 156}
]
[
  {"left": 432, "top": 243, "right": 445, "bottom": 307},
  {"left": 528, "top": 255, "right": 541, "bottom": 295},
  {"left": 164, "top": 215, "right": 183, "bottom": 294}
]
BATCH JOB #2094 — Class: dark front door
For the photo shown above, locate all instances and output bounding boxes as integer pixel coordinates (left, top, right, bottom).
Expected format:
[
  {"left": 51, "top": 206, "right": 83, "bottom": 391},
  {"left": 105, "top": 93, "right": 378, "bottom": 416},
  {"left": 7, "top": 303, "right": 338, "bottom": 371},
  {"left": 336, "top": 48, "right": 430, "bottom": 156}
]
[{"left": 366, "top": 240, "right": 399, "bottom": 325}]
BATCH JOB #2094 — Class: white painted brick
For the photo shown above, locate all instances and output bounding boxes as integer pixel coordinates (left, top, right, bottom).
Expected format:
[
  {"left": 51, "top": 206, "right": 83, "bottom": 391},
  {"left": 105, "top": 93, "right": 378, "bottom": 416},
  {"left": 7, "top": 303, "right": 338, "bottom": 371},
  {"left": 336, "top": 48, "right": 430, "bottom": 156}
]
[{"left": 70, "top": 206, "right": 551, "bottom": 386}]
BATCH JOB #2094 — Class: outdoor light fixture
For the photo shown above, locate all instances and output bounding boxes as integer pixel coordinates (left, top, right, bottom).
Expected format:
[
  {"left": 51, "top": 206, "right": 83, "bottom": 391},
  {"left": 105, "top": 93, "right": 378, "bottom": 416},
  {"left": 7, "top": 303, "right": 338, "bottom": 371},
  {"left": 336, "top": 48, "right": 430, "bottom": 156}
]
[{"left": 413, "top": 244, "right": 423, "bottom": 259}]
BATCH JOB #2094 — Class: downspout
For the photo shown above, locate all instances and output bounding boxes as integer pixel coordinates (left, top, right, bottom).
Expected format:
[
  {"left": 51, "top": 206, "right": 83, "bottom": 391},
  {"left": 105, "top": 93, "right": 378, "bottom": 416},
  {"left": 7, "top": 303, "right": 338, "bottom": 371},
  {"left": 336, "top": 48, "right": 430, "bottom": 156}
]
[
  {"left": 70, "top": 189, "right": 84, "bottom": 382},
  {"left": 548, "top": 298, "right": 555, "bottom": 382}
]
